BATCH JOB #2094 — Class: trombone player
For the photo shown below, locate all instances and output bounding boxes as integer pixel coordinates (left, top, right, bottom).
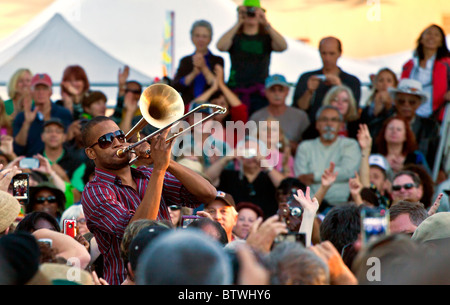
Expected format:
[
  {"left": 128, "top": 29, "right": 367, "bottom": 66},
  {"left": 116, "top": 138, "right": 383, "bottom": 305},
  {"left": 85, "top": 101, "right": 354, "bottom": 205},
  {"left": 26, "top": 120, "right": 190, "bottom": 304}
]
[{"left": 80, "top": 93, "right": 217, "bottom": 284}]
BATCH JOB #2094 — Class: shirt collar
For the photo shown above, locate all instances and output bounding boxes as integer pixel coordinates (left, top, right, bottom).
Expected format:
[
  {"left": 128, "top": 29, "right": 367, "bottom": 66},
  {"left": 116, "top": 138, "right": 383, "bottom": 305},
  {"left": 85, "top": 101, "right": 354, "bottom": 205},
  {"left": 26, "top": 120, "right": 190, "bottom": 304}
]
[{"left": 94, "top": 166, "right": 148, "bottom": 185}]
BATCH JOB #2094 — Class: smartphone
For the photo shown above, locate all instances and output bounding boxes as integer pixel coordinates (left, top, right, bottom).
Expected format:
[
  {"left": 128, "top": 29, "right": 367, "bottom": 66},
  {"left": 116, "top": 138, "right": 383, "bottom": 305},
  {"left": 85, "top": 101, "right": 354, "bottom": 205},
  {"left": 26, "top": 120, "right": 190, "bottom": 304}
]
[
  {"left": 19, "top": 157, "right": 40, "bottom": 169},
  {"left": 361, "top": 206, "right": 389, "bottom": 247},
  {"left": 315, "top": 74, "right": 327, "bottom": 81},
  {"left": 12, "top": 173, "right": 29, "bottom": 205},
  {"left": 63, "top": 218, "right": 77, "bottom": 238},
  {"left": 274, "top": 232, "right": 306, "bottom": 246},
  {"left": 38, "top": 238, "right": 53, "bottom": 248},
  {"left": 181, "top": 215, "right": 202, "bottom": 229}
]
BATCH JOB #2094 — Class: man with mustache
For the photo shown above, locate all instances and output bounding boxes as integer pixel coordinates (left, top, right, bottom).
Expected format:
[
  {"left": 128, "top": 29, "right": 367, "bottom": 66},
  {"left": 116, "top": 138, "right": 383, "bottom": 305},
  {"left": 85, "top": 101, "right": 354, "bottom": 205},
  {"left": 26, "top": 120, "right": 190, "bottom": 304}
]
[{"left": 294, "top": 105, "right": 361, "bottom": 206}]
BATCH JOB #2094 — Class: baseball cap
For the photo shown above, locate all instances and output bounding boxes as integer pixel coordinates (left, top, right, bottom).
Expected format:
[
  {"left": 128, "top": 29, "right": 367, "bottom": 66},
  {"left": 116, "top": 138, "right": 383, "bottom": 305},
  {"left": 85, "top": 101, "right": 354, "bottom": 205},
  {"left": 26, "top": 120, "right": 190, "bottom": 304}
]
[
  {"left": 369, "top": 154, "right": 389, "bottom": 172},
  {"left": 236, "top": 201, "right": 264, "bottom": 219},
  {"left": 265, "top": 74, "right": 290, "bottom": 89},
  {"left": 128, "top": 225, "right": 170, "bottom": 271},
  {"left": 213, "top": 191, "right": 236, "bottom": 208},
  {"left": 31, "top": 73, "right": 52, "bottom": 89},
  {"left": 43, "top": 117, "right": 65, "bottom": 130}
]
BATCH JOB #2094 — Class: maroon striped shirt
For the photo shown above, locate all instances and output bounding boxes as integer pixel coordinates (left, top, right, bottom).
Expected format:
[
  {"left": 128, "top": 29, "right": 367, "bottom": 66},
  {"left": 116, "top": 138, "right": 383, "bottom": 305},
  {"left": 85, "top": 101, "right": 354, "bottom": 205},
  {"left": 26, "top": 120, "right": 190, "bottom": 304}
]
[{"left": 81, "top": 166, "right": 202, "bottom": 285}]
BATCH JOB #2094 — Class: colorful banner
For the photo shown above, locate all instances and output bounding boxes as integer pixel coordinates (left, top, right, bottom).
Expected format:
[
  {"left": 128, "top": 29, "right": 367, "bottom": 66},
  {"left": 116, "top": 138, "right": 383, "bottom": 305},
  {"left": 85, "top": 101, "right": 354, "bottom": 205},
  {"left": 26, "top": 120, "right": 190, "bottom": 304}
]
[{"left": 162, "top": 11, "right": 175, "bottom": 78}]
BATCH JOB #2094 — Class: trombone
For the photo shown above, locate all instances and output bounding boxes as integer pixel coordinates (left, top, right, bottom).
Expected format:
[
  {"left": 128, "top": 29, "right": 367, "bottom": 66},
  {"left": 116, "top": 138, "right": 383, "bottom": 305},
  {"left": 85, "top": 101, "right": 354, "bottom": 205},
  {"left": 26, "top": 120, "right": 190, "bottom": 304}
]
[{"left": 116, "top": 83, "right": 227, "bottom": 163}]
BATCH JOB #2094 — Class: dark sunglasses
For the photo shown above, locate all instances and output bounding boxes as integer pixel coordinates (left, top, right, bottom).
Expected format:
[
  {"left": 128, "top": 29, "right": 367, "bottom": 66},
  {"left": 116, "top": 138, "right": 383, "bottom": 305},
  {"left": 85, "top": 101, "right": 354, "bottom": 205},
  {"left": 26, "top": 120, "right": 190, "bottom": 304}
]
[
  {"left": 88, "top": 130, "right": 126, "bottom": 149},
  {"left": 169, "top": 205, "right": 181, "bottom": 211},
  {"left": 397, "top": 98, "right": 419, "bottom": 106},
  {"left": 392, "top": 183, "right": 416, "bottom": 191},
  {"left": 36, "top": 196, "right": 57, "bottom": 204}
]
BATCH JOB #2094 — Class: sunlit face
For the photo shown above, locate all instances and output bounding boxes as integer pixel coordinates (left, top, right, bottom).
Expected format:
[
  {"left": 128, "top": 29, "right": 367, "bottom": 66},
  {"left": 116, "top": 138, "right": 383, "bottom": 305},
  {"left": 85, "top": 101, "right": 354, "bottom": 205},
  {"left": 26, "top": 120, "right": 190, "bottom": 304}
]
[
  {"left": 33, "top": 189, "right": 59, "bottom": 218},
  {"left": 191, "top": 26, "right": 212, "bottom": 52},
  {"left": 66, "top": 76, "right": 85, "bottom": 95},
  {"left": 77, "top": 213, "right": 89, "bottom": 235},
  {"left": 395, "top": 93, "right": 422, "bottom": 120},
  {"left": 375, "top": 71, "right": 396, "bottom": 92},
  {"left": 265, "top": 85, "right": 289, "bottom": 107},
  {"left": 384, "top": 119, "right": 406, "bottom": 145},
  {"left": 41, "top": 124, "right": 66, "bottom": 149},
  {"left": 204, "top": 200, "right": 237, "bottom": 236},
  {"left": 319, "top": 38, "right": 341, "bottom": 69},
  {"left": 16, "top": 71, "right": 32, "bottom": 93},
  {"left": 390, "top": 213, "right": 417, "bottom": 235},
  {"left": 85, "top": 120, "right": 130, "bottom": 170},
  {"left": 420, "top": 26, "right": 443, "bottom": 51},
  {"left": 32, "top": 84, "right": 52, "bottom": 106},
  {"left": 233, "top": 208, "right": 258, "bottom": 239},
  {"left": 169, "top": 208, "right": 181, "bottom": 226},
  {"left": 391, "top": 174, "right": 422, "bottom": 202},
  {"left": 315, "top": 108, "right": 342, "bottom": 143},
  {"left": 330, "top": 90, "right": 350, "bottom": 117},
  {"left": 369, "top": 166, "right": 387, "bottom": 193}
]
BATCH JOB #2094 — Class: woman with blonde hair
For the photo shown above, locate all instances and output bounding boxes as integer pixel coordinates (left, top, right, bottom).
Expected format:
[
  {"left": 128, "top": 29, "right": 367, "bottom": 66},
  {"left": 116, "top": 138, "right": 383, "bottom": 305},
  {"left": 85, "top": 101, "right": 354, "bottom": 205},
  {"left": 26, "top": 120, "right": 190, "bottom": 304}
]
[
  {"left": 322, "top": 84, "right": 360, "bottom": 139},
  {"left": 4, "top": 68, "right": 33, "bottom": 119},
  {"left": 0, "top": 100, "right": 12, "bottom": 136}
]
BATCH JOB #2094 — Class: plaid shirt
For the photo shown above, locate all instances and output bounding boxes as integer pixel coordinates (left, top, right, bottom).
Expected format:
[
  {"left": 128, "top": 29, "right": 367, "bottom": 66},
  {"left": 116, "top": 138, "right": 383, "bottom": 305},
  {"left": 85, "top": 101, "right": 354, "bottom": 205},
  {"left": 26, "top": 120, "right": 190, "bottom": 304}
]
[{"left": 81, "top": 166, "right": 202, "bottom": 285}]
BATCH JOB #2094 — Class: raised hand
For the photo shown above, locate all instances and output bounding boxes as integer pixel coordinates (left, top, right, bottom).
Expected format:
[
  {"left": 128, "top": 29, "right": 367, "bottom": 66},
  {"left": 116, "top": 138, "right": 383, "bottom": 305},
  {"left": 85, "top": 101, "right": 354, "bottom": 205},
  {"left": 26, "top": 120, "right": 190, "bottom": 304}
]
[
  {"left": 428, "top": 193, "right": 443, "bottom": 216},
  {"left": 293, "top": 186, "right": 319, "bottom": 216},
  {"left": 245, "top": 214, "right": 288, "bottom": 254},
  {"left": 118, "top": 65, "right": 130, "bottom": 86},
  {"left": 357, "top": 124, "right": 372, "bottom": 152},
  {"left": 321, "top": 161, "right": 338, "bottom": 187}
]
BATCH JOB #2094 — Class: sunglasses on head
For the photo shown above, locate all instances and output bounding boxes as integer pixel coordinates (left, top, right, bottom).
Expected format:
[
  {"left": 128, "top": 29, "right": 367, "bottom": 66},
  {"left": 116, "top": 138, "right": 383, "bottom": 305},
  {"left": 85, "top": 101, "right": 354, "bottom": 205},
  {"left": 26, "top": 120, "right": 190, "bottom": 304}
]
[
  {"left": 36, "top": 196, "right": 57, "bottom": 204},
  {"left": 392, "top": 183, "right": 416, "bottom": 191},
  {"left": 88, "top": 130, "right": 126, "bottom": 149}
]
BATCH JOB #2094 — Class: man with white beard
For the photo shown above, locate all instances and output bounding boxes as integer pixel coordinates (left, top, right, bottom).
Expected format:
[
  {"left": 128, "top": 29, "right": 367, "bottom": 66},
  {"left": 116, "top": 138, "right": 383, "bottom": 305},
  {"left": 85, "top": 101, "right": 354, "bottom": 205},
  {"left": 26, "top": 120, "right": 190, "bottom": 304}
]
[{"left": 294, "top": 105, "right": 361, "bottom": 207}]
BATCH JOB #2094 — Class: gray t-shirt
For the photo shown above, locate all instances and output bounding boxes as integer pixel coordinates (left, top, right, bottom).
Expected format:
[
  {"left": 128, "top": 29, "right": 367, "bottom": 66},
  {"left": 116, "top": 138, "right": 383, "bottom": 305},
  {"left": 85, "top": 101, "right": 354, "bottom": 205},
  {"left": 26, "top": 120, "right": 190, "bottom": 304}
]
[{"left": 249, "top": 106, "right": 310, "bottom": 143}]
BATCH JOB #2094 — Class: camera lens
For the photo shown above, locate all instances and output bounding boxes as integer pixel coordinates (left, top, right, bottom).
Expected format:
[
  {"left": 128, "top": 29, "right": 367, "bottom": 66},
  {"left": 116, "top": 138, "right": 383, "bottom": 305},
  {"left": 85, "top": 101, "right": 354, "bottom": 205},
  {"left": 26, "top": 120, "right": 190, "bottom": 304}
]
[
  {"left": 290, "top": 207, "right": 302, "bottom": 217},
  {"left": 246, "top": 7, "right": 256, "bottom": 17}
]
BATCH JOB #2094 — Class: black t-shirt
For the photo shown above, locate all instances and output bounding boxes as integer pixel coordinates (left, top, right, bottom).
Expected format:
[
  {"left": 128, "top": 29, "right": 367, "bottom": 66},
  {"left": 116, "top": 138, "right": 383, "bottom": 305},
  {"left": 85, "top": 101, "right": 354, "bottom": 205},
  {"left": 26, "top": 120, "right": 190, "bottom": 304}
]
[
  {"left": 227, "top": 33, "right": 273, "bottom": 88},
  {"left": 217, "top": 169, "right": 278, "bottom": 219},
  {"left": 292, "top": 69, "right": 361, "bottom": 122}
]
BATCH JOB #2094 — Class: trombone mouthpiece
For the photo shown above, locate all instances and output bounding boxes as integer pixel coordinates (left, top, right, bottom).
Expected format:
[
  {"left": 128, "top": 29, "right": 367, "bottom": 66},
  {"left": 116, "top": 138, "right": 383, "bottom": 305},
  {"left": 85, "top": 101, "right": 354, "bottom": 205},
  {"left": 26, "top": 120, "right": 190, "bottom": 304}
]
[{"left": 116, "top": 148, "right": 125, "bottom": 157}]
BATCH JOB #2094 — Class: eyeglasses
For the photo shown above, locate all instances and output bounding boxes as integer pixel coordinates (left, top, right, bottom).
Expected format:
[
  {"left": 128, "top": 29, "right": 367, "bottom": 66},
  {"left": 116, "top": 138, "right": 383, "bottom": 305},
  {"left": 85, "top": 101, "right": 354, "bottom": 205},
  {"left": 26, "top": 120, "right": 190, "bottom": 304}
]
[
  {"left": 88, "top": 130, "right": 126, "bottom": 149},
  {"left": 317, "top": 117, "right": 341, "bottom": 123},
  {"left": 392, "top": 183, "right": 416, "bottom": 191},
  {"left": 36, "top": 196, "right": 57, "bottom": 204},
  {"left": 168, "top": 205, "right": 181, "bottom": 211}
]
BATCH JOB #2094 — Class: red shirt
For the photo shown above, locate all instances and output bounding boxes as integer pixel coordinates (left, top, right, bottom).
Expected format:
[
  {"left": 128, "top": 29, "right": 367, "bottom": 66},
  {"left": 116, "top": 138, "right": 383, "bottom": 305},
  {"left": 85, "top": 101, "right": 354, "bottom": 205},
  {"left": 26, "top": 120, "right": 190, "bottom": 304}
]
[{"left": 81, "top": 166, "right": 202, "bottom": 285}]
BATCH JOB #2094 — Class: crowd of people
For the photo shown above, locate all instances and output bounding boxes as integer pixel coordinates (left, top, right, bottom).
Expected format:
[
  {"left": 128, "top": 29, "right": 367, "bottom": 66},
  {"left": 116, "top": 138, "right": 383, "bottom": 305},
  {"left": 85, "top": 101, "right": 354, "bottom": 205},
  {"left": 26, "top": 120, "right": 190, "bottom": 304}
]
[{"left": 1, "top": 0, "right": 450, "bottom": 286}]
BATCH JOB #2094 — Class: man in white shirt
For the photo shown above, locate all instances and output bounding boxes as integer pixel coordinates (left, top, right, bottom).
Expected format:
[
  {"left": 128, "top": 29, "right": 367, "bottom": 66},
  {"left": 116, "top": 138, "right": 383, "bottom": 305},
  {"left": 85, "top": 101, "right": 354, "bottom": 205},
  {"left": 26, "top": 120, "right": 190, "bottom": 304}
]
[{"left": 294, "top": 105, "right": 361, "bottom": 205}]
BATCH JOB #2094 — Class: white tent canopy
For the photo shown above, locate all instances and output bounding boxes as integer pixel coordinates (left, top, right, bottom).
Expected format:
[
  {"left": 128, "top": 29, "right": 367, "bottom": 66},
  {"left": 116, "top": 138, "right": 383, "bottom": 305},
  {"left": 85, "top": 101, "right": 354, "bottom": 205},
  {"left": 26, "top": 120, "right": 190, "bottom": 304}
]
[
  {"left": 0, "top": 13, "right": 153, "bottom": 86},
  {"left": 0, "top": 0, "right": 396, "bottom": 98}
]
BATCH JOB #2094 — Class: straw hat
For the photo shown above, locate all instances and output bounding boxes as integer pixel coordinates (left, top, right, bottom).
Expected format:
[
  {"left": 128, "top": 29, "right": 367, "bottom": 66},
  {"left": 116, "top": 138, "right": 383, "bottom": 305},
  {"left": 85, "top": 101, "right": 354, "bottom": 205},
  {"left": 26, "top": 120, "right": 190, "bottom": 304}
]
[{"left": 0, "top": 191, "right": 21, "bottom": 233}]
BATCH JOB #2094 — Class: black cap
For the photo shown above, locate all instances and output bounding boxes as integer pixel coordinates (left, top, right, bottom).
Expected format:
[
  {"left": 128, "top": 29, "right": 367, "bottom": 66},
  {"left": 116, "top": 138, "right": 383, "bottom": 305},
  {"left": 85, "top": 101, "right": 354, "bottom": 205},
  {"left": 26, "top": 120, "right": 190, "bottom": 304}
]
[
  {"left": 128, "top": 226, "right": 170, "bottom": 271},
  {"left": 43, "top": 117, "right": 65, "bottom": 130}
]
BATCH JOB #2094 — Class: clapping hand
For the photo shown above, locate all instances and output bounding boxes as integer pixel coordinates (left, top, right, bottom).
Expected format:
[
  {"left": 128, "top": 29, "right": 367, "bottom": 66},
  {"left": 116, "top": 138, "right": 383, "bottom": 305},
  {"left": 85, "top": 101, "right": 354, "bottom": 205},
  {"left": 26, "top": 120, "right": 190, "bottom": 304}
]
[{"left": 321, "top": 161, "right": 338, "bottom": 188}]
